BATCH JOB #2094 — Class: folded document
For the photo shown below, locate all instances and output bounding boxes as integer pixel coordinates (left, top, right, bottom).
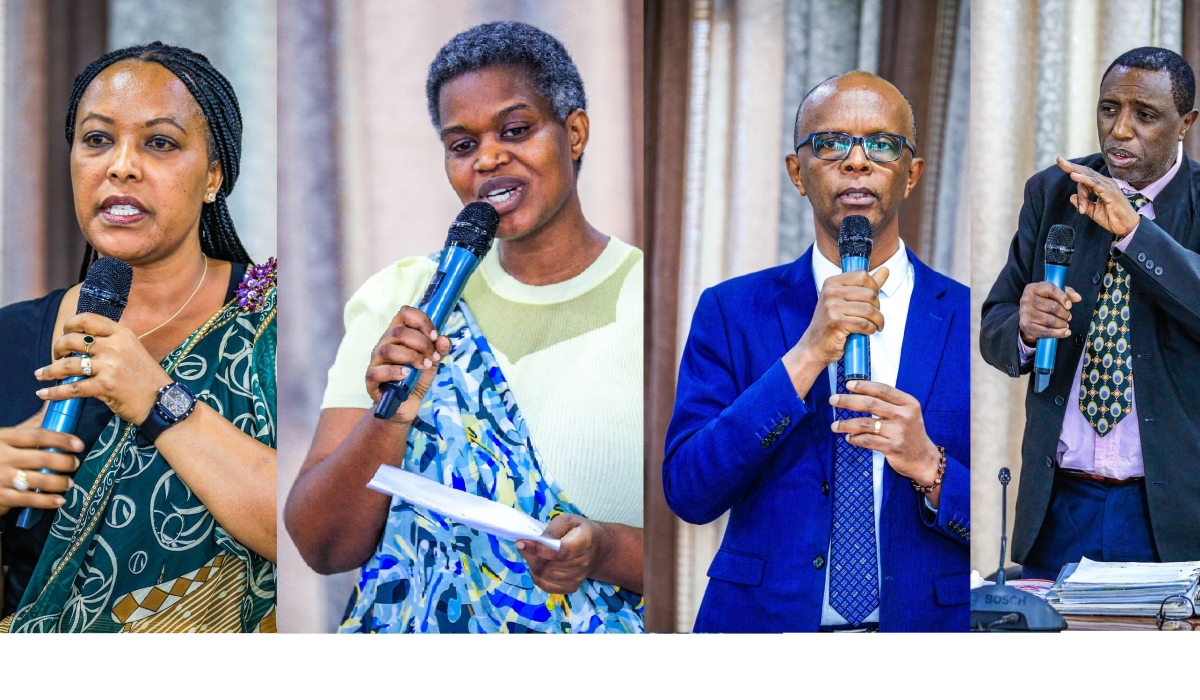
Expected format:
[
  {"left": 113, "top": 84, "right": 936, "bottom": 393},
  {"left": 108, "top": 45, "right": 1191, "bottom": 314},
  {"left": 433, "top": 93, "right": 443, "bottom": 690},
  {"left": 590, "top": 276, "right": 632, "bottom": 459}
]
[{"left": 367, "top": 464, "right": 561, "bottom": 551}]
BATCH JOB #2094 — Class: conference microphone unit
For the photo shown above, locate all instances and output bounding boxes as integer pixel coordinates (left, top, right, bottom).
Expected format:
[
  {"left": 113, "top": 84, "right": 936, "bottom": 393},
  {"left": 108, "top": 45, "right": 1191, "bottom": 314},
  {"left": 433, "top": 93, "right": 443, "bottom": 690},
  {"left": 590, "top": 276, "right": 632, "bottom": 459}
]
[
  {"left": 969, "top": 467, "right": 1066, "bottom": 632},
  {"left": 838, "top": 215, "right": 873, "bottom": 381},
  {"left": 1033, "top": 224, "right": 1075, "bottom": 393},
  {"left": 374, "top": 202, "right": 500, "bottom": 420},
  {"left": 18, "top": 257, "right": 133, "bottom": 529}
]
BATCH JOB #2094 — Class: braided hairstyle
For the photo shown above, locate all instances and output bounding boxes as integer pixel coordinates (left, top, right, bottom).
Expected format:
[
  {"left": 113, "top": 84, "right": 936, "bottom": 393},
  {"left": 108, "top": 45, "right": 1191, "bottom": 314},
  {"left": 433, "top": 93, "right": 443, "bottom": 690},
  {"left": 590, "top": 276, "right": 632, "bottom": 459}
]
[{"left": 67, "top": 41, "right": 252, "bottom": 281}]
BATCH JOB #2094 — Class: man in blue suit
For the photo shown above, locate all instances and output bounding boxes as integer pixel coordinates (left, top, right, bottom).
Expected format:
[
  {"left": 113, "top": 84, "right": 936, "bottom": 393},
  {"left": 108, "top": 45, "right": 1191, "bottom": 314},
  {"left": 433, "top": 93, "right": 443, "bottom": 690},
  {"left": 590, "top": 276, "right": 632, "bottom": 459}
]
[{"left": 663, "top": 72, "right": 970, "bottom": 632}]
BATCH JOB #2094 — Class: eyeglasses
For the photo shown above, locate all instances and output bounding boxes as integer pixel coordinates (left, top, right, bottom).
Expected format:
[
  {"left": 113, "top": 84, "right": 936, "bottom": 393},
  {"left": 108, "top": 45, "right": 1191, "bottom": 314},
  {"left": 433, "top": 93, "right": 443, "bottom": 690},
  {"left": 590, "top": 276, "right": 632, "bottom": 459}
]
[
  {"left": 795, "top": 131, "right": 916, "bottom": 163},
  {"left": 1156, "top": 593, "right": 1197, "bottom": 630}
]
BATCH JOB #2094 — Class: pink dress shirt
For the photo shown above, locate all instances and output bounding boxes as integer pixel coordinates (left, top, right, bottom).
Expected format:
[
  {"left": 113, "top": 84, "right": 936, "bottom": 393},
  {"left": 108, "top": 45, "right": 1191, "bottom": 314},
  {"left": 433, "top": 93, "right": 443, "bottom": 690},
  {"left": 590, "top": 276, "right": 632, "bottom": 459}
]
[{"left": 1018, "top": 145, "right": 1183, "bottom": 479}]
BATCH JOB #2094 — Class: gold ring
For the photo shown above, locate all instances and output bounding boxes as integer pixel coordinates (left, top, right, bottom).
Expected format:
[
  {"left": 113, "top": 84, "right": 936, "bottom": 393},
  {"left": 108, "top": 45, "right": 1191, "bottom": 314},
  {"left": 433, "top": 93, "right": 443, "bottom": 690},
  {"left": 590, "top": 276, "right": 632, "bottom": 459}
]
[
  {"left": 80, "top": 356, "right": 93, "bottom": 376},
  {"left": 82, "top": 334, "right": 95, "bottom": 354},
  {"left": 12, "top": 469, "right": 30, "bottom": 492},
  {"left": 873, "top": 419, "right": 882, "bottom": 435}
]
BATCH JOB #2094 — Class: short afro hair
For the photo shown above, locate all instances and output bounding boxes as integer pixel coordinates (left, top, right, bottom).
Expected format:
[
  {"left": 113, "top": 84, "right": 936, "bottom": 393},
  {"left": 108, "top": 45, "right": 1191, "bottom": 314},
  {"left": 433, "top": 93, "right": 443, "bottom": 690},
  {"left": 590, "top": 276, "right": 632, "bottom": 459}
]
[
  {"left": 793, "top": 71, "right": 918, "bottom": 151},
  {"left": 425, "top": 21, "right": 587, "bottom": 131},
  {"left": 1102, "top": 46, "right": 1196, "bottom": 116}
]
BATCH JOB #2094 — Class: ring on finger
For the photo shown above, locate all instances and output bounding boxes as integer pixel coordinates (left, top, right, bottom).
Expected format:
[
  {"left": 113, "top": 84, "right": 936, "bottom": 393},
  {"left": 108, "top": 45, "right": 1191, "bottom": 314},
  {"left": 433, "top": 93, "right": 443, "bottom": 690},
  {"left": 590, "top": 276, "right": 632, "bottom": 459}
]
[
  {"left": 873, "top": 419, "right": 882, "bottom": 435},
  {"left": 82, "top": 334, "right": 95, "bottom": 354},
  {"left": 81, "top": 356, "right": 93, "bottom": 376},
  {"left": 12, "top": 469, "right": 30, "bottom": 492}
]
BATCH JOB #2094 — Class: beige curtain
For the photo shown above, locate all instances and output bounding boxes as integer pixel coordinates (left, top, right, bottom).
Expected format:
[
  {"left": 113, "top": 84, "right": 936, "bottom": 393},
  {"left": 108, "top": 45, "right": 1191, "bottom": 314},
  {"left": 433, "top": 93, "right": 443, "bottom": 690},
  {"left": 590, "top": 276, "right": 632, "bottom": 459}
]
[{"left": 970, "top": 0, "right": 1184, "bottom": 577}]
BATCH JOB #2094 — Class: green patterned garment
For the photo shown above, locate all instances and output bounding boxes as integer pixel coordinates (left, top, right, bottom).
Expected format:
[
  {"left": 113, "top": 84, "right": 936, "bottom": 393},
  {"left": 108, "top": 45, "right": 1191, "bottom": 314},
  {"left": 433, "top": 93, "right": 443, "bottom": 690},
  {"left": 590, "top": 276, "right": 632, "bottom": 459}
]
[
  {"left": 339, "top": 302, "right": 644, "bottom": 633},
  {"left": 6, "top": 286, "right": 276, "bottom": 633}
]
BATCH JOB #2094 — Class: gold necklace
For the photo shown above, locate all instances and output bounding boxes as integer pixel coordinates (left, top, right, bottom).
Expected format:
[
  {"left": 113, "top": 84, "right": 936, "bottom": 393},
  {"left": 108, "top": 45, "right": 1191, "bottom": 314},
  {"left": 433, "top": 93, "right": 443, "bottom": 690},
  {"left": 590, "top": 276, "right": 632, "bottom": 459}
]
[{"left": 138, "top": 254, "right": 208, "bottom": 339}]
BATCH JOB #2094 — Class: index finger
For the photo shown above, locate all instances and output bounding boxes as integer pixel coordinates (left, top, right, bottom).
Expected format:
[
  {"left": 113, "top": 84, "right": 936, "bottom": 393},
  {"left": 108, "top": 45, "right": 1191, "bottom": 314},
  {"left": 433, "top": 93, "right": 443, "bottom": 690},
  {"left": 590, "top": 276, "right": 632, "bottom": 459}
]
[
  {"left": 1064, "top": 286, "right": 1083, "bottom": 303},
  {"left": 61, "top": 313, "right": 121, "bottom": 337},
  {"left": 390, "top": 306, "right": 437, "bottom": 340},
  {"left": 0, "top": 427, "right": 85, "bottom": 453},
  {"left": 846, "top": 380, "right": 911, "bottom": 406},
  {"left": 1030, "top": 282, "right": 1071, "bottom": 307},
  {"left": 829, "top": 270, "right": 881, "bottom": 294}
]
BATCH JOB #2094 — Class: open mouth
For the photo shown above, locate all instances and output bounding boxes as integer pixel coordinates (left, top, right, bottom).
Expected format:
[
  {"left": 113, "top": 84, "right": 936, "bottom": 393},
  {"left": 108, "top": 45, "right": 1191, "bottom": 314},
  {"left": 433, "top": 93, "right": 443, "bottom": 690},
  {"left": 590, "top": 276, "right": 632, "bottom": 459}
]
[
  {"left": 99, "top": 196, "right": 147, "bottom": 225},
  {"left": 477, "top": 177, "right": 526, "bottom": 215},
  {"left": 837, "top": 187, "right": 878, "bottom": 207},
  {"left": 1106, "top": 148, "right": 1138, "bottom": 168}
]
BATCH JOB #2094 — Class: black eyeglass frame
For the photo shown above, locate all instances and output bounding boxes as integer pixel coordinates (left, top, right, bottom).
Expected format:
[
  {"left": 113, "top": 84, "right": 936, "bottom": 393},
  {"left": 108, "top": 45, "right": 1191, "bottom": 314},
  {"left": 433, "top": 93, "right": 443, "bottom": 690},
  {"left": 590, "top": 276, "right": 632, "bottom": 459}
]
[
  {"left": 795, "top": 131, "right": 917, "bottom": 163},
  {"left": 1156, "top": 593, "right": 1197, "bottom": 630}
]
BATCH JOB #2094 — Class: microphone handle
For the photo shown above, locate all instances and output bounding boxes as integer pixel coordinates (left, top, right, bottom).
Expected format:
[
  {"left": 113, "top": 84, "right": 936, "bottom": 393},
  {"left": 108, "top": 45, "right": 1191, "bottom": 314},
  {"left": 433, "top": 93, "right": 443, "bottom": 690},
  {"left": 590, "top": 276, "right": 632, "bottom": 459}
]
[
  {"left": 1033, "top": 263, "right": 1069, "bottom": 393},
  {"left": 841, "top": 255, "right": 870, "bottom": 381},
  {"left": 375, "top": 247, "right": 481, "bottom": 420},
  {"left": 17, "top": 359, "right": 87, "bottom": 529}
]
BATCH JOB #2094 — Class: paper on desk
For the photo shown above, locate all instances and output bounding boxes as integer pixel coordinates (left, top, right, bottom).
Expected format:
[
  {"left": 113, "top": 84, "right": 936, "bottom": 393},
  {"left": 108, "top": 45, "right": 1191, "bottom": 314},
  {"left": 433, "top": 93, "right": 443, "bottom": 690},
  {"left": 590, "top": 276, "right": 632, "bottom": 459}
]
[
  {"left": 367, "top": 465, "right": 561, "bottom": 551},
  {"left": 1064, "top": 557, "right": 1200, "bottom": 587}
]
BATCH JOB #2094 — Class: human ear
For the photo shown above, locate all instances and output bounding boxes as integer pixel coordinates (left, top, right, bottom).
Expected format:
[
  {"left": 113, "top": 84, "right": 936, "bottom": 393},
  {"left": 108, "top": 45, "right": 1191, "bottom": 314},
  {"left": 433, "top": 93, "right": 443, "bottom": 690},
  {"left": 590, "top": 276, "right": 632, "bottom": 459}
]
[
  {"left": 903, "top": 157, "right": 926, "bottom": 198},
  {"left": 565, "top": 109, "right": 590, "bottom": 163},
  {"left": 785, "top": 154, "right": 808, "bottom": 196}
]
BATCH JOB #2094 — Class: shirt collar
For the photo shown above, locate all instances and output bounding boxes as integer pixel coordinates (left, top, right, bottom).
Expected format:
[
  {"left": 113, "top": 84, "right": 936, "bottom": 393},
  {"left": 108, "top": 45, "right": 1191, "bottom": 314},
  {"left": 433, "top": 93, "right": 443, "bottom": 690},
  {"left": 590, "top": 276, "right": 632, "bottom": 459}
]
[
  {"left": 1113, "top": 142, "right": 1183, "bottom": 200},
  {"left": 812, "top": 238, "right": 910, "bottom": 299}
]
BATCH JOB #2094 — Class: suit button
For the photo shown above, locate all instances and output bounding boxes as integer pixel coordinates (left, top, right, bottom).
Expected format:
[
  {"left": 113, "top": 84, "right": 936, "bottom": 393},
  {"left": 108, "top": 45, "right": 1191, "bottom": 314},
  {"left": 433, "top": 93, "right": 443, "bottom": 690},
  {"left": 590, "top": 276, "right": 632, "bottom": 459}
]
[
  {"left": 760, "top": 438, "right": 770, "bottom": 448},
  {"left": 822, "top": 482, "right": 830, "bottom": 495},
  {"left": 1054, "top": 395, "right": 1064, "bottom": 406},
  {"left": 1137, "top": 252, "right": 1146, "bottom": 262},
  {"left": 780, "top": 416, "right": 791, "bottom": 427},
  {"left": 1155, "top": 266, "right": 1162, "bottom": 275},
  {"left": 813, "top": 555, "right": 825, "bottom": 569},
  {"left": 1146, "top": 259, "right": 1154, "bottom": 270},
  {"left": 1092, "top": 273, "right": 1101, "bottom": 284},
  {"left": 1045, "top": 456, "right": 1054, "bottom": 468}
]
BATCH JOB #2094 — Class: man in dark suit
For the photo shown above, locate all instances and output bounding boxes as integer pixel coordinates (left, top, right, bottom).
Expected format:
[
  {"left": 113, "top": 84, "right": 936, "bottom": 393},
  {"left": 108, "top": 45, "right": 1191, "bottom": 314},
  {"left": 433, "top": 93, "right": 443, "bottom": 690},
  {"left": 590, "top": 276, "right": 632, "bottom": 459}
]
[
  {"left": 981, "top": 47, "right": 1200, "bottom": 579},
  {"left": 663, "top": 72, "right": 970, "bottom": 632}
]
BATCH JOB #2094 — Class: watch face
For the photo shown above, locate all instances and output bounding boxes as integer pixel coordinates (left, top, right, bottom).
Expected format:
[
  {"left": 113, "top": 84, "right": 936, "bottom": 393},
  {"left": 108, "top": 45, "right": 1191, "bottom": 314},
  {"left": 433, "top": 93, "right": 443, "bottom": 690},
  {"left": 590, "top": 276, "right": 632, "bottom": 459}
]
[{"left": 160, "top": 384, "right": 193, "bottom": 420}]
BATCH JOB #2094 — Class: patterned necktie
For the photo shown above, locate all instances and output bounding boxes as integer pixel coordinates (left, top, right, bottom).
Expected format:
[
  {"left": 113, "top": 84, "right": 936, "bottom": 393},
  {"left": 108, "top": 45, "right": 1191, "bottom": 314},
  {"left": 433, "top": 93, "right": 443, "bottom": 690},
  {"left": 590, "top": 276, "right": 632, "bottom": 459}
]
[
  {"left": 829, "top": 357, "right": 879, "bottom": 626},
  {"left": 1078, "top": 192, "right": 1144, "bottom": 435}
]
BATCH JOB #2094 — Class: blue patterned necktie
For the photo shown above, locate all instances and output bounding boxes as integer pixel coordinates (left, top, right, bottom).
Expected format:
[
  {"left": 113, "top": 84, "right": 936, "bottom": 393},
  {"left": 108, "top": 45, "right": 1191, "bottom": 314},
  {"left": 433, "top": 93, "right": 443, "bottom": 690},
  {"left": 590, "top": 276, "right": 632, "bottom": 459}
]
[{"left": 829, "top": 357, "right": 879, "bottom": 626}]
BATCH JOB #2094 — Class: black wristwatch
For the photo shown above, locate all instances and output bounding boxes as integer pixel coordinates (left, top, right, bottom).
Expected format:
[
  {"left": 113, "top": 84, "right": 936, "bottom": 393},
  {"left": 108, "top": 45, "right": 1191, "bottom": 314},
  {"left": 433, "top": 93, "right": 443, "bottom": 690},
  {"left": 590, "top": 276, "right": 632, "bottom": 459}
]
[{"left": 139, "top": 382, "right": 197, "bottom": 444}]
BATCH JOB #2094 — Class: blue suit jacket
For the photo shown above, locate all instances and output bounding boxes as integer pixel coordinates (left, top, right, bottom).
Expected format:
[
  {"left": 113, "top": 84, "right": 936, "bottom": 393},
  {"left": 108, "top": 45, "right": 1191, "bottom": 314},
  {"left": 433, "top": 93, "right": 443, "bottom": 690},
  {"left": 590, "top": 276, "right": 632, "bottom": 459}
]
[{"left": 663, "top": 246, "right": 971, "bottom": 632}]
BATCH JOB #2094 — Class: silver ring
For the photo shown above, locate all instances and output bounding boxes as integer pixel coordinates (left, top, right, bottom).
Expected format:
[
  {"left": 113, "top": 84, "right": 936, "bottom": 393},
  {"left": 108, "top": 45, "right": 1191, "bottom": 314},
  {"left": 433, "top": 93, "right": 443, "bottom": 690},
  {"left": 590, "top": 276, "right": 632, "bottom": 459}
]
[
  {"left": 873, "top": 419, "right": 882, "bottom": 435},
  {"left": 80, "top": 356, "right": 92, "bottom": 376},
  {"left": 12, "top": 470, "right": 30, "bottom": 492}
]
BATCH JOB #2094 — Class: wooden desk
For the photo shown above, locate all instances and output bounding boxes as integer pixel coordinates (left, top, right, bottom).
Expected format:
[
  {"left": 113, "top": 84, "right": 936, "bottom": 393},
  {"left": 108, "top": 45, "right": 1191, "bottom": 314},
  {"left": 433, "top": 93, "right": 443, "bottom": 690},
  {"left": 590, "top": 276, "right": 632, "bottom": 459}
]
[{"left": 1064, "top": 615, "right": 1200, "bottom": 631}]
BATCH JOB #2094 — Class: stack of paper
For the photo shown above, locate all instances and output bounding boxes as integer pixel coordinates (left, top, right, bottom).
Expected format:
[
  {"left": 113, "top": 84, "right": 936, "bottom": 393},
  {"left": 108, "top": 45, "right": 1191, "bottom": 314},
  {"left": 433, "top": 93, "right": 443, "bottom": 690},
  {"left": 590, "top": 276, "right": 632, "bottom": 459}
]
[{"left": 1046, "top": 557, "right": 1200, "bottom": 617}]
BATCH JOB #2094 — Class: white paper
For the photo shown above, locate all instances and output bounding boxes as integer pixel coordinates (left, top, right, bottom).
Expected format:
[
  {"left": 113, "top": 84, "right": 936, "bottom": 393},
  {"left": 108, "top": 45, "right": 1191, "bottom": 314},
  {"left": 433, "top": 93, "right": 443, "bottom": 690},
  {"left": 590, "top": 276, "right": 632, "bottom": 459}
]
[
  {"left": 367, "top": 464, "right": 561, "bottom": 551},
  {"left": 1064, "top": 557, "right": 1200, "bottom": 587}
]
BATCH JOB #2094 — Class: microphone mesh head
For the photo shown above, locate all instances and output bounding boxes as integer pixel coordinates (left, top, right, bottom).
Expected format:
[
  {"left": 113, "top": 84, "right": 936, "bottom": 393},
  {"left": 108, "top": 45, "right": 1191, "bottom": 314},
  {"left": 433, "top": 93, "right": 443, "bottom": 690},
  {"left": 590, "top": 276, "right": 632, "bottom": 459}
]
[
  {"left": 1045, "top": 224, "right": 1075, "bottom": 266},
  {"left": 77, "top": 257, "right": 132, "bottom": 323},
  {"left": 837, "top": 215, "right": 873, "bottom": 259},
  {"left": 447, "top": 202, "right": 500, "bottom": 258}
]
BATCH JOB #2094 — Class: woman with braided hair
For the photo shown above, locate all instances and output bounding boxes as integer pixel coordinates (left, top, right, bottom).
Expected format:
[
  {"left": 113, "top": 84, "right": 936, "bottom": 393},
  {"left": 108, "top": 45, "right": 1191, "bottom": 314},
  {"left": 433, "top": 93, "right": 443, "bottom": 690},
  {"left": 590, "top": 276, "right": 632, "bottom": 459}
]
[{"left": 0, "top": 42, "right": 276, "bottom": 632}]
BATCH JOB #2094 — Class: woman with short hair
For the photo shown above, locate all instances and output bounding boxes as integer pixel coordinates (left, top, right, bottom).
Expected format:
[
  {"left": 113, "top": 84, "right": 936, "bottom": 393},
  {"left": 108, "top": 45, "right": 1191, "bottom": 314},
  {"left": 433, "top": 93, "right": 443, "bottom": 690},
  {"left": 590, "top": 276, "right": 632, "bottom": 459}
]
[{"left": 285, "top": 22, "right": 644, "bottom": 633}]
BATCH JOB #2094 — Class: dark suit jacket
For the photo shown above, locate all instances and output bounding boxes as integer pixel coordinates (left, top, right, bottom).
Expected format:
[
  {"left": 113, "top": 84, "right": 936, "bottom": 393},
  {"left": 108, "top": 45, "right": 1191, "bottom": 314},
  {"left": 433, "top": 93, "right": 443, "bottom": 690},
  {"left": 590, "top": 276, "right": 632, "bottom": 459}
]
[
  {"left": 980, "top": 153, "right": 1200, "bottom": 564},
  {"left": 663, "top": 246, "right": 971, "bottom": 632}
]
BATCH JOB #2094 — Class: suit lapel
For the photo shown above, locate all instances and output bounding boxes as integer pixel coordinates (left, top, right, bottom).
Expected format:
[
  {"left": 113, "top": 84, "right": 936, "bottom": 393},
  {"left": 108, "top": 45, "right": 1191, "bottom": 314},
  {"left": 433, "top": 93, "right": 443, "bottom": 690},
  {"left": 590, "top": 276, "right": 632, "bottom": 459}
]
[
  {"left": 888, "top": 252, "right": 951, "bottom": 510},
  {"left": 1146, "top": 154, "right": 1196, "bottom": 244},
  {"left": 775, "top": 247, "right": 833, "bottom": 479}
]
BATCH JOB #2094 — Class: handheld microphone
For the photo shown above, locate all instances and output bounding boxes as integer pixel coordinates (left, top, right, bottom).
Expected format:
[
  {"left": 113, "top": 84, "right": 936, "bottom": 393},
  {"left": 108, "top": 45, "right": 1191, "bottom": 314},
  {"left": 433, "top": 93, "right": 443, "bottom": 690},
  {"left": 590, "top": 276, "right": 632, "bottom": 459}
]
[
  {"left": 374, "top": 202, "right": 499, "bottom": 420},
  {"left": 1033, "top": 225, "right": 1075, "bottom": 393},
  {"left": 969, "top": 467, "right": 1066, "bottom": 632},
  {"left": 838, "top": 215, "right": 873, "bottom": 381},
  {"left": 18, "top": 257, "right": 133, "bottom": 529}
]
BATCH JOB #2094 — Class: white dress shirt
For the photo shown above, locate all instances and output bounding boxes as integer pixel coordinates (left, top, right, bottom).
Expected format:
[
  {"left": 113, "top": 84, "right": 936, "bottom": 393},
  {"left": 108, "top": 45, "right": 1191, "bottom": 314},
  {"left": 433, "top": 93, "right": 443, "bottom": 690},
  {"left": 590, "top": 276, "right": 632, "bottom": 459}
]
[{"left": 811, "top": 239, "right": 914, "bottom": 627}]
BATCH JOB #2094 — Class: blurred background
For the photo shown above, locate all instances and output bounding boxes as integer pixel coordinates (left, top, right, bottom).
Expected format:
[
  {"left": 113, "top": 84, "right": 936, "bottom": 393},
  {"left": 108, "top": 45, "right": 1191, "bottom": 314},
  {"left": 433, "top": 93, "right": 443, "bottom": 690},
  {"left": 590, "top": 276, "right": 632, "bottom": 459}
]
[
  {"left": 0, "top": 0, "right": 277, "bottom": 306},
  {"left": 971, "top": 0, "right": 1200, "bottom": 583},
  {"left": 645, "top": 0, "right": 970, "bottom": 632},
  {"left": 278, "top": 0, "right": 642, "bottom": 633}
]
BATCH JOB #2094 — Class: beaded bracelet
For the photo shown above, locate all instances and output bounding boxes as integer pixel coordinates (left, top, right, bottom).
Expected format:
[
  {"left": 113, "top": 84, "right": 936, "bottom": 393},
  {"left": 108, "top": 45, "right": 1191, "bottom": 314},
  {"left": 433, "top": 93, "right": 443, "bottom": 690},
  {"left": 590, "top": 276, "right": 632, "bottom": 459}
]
[{"left": 910, "top": 445, "right": 946, "bottom": 494}]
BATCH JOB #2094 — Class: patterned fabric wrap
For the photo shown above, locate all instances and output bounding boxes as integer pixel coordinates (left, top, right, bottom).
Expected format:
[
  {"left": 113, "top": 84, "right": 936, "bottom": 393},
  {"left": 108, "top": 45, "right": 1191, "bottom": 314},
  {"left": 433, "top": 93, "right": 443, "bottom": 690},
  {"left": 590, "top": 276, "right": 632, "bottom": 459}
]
[
  {"left": 339, "top": 301, "right": 643, "bottom": 633},
  {"left": 6, "top": 286, "right": 277, "bottom": 633}
]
